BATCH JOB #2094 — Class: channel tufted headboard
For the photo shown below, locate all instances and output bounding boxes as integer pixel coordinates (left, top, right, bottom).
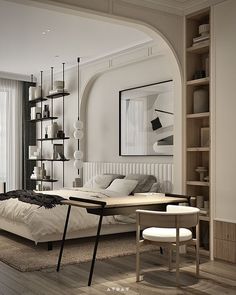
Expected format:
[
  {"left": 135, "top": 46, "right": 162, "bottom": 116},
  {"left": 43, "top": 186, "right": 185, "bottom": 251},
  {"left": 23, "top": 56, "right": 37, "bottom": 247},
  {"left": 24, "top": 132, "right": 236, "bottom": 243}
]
[{"left": 83, "top": 162, "right": 174, "bottom": 192}]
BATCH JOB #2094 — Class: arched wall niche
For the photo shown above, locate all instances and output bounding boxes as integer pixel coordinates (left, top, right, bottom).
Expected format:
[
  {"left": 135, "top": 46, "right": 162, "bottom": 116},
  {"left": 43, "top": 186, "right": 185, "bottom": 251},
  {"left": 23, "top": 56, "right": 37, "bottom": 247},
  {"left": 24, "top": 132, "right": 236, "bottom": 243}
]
[{"left": 16, "top": 0, "right": 183, "bottom": 192}]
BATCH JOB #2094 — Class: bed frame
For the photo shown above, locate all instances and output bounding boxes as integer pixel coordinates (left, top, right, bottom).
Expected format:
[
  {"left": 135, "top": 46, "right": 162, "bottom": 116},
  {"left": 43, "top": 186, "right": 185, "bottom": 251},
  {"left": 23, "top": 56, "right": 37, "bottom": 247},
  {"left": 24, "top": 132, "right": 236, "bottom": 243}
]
[{"left": 0, "top": 162, "right": 174, "bottom": 250}]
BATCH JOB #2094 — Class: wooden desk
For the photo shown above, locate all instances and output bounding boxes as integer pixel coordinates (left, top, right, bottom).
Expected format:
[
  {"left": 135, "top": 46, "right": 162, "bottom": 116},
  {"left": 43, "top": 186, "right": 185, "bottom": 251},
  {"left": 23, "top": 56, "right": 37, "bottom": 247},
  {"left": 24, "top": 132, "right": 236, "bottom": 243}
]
[{"left": 57, "top": 194, "right": 188, "bottom": 286}]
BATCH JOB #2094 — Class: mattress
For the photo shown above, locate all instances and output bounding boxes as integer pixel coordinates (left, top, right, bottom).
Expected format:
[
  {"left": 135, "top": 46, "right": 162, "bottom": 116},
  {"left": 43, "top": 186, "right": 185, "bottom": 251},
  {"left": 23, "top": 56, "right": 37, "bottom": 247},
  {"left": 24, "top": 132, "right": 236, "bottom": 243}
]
[{"left": 0, "top": 188, "right": 135, "bottom": 243}]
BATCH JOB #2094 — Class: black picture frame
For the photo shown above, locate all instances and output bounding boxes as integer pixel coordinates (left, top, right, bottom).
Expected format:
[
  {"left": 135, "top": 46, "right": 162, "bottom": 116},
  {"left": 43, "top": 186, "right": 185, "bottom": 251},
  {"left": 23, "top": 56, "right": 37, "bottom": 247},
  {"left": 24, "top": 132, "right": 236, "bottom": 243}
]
[{"left": 119, "top": 80, "right": 174, "bottom": 156}]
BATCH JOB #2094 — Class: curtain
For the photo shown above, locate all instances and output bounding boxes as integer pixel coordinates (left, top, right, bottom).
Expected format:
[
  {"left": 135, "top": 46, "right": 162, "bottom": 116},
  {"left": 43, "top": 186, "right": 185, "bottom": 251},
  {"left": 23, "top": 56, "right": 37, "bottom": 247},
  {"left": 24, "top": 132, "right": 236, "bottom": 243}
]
[{"left": 0, "top": 78, "right": 23, "bottom": 191}]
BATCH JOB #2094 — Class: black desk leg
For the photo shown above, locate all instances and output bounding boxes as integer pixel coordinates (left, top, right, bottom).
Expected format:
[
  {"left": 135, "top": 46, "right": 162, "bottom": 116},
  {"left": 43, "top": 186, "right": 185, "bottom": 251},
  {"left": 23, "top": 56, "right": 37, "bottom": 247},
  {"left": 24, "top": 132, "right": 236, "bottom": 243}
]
[
  {"left": 88, "top": 207, "right": 104, "bottom": 286},
  {"left": 57, "top": 205, "right": 71, "bottom": 272}
]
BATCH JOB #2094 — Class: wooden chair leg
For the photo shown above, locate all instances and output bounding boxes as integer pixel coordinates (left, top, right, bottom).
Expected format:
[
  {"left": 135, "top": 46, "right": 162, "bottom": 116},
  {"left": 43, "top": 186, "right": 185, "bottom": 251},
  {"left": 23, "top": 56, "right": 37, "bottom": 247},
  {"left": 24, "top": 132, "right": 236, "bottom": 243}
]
[
  {"left": 196, "top": 225, "right": 200, "bottom": 277},
  {"left": 168, "top": 247, "right": 172, "bottom": 271},
  {"left": 136, "top": 242, "right": 140, "bottom": 282}
]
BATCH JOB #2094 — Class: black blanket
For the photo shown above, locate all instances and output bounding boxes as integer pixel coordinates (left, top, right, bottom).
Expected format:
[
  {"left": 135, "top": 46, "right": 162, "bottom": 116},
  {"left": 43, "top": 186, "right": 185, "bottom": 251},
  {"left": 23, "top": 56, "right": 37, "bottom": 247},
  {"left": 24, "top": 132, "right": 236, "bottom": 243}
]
[{"left": 0, "top": 190, "right": 66, "bottom": 209}]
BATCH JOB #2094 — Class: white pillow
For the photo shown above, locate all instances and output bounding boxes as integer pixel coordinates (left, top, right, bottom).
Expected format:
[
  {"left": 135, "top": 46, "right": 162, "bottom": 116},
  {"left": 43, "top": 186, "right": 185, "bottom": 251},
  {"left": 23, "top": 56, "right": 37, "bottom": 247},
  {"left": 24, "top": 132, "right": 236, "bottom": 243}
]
[
  {"left": 106, "top": 179, "right": 138, "bottom": 196},
  {"left": 84, "top": 175, "right": 114, "bottom": 189}
]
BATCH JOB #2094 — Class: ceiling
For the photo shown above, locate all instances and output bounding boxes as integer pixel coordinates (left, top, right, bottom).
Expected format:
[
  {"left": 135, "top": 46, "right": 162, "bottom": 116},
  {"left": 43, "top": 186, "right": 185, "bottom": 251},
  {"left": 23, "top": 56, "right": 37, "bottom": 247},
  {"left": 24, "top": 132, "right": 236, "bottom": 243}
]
[
  {"left": 125, "top": 0, "right": 226, "bottom": 14},
  {"left": 0, "top": 0, "right": 152, "bottom": 77}
]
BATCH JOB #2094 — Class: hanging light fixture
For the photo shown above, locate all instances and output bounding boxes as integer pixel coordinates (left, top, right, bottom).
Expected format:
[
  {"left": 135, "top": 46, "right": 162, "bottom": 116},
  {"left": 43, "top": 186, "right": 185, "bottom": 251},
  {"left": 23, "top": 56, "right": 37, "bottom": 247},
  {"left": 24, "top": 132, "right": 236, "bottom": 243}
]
[{"left": 73, "top": 57, "right": 83, "bottom": 171}]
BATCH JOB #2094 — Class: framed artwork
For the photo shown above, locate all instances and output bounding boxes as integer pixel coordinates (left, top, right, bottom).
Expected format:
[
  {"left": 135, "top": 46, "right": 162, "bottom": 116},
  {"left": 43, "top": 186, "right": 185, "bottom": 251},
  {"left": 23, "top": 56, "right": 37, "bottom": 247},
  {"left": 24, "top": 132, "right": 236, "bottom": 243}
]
[
  {"left": 119, "top": 80, "right": 174, "bottom": 156},
  {"left": 53, "top": 144, "right": 65, "bottom": 160}
]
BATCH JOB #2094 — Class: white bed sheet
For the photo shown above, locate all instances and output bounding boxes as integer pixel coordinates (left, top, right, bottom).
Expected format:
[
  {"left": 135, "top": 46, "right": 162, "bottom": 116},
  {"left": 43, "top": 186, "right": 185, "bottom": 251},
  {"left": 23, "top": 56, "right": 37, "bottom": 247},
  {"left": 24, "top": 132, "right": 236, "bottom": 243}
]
[{"left": 0, "top": 188, "right": 132, "bottom": 243}]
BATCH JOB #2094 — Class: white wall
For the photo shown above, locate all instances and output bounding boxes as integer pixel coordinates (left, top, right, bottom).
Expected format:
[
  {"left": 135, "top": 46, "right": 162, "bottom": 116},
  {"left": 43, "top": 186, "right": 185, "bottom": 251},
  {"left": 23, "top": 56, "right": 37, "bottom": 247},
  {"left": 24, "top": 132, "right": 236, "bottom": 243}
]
[
  {"left": 213, "top": 0, "right": 236, "bottom": 223},
  {"left": 85, "top": 54, "right": 182, "bottom": 192}
]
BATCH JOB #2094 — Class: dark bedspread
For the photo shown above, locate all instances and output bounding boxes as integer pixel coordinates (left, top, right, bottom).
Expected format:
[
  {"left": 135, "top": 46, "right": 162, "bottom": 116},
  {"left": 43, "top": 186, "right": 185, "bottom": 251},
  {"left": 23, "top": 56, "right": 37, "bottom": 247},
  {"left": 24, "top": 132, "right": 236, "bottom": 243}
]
[{"left": 0, "top": 190, "right": 66, "bottom": 209}]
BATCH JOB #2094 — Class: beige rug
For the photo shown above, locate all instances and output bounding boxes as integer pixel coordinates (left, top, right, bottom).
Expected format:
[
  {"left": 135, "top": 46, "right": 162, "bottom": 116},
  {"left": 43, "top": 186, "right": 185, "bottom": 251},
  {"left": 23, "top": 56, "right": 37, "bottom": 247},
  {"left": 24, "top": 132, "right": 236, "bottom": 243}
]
[{"left": 0, "top": 231, "right": 158, "bottom": 272}]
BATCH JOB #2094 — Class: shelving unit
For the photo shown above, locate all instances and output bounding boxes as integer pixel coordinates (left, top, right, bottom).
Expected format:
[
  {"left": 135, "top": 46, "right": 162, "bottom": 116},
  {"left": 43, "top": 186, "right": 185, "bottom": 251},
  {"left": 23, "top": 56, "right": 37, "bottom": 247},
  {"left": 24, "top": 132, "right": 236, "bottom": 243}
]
[
  {"left": 28, "top": 64, "right": 70, "bottom": 190},
  {"left": 185, "top": 8, "right": 211, "bottom": 254}
]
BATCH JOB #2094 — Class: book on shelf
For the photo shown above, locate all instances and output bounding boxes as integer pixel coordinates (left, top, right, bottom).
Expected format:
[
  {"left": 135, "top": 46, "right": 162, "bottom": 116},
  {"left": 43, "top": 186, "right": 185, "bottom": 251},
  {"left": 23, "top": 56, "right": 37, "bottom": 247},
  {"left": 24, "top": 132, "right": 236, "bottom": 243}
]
[
  {"left": 192, "top": 35, "right": 209, "bottom": 46},
  {"left": 191, "top": 39, "right": 210, "bottom": 47}
]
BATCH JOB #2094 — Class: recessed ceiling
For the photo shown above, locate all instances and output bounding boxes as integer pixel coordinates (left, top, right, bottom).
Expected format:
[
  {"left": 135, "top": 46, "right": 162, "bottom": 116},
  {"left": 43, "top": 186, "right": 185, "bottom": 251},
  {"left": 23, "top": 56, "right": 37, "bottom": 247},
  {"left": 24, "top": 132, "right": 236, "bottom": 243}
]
[{"left": 0, "top": 0, "right": 152, "bottom": 76}]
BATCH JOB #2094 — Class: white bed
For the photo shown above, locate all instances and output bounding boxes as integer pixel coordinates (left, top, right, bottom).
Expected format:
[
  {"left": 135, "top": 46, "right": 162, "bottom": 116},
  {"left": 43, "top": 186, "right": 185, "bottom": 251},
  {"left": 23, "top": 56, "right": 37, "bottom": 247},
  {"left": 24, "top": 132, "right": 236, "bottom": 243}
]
[
  {"left": 0, "top": 188, "right": 136, "bottom": 245},
  {"left": 0, "top": 162, "right": 174, "bottom": 246}
]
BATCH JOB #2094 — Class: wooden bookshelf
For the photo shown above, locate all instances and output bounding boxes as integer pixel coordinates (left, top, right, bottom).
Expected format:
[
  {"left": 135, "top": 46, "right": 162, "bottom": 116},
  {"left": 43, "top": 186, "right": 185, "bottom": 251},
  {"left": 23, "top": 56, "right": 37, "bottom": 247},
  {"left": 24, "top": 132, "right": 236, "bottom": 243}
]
[{"left": 185, "top": 8, "right": 211, "bottom": 253}]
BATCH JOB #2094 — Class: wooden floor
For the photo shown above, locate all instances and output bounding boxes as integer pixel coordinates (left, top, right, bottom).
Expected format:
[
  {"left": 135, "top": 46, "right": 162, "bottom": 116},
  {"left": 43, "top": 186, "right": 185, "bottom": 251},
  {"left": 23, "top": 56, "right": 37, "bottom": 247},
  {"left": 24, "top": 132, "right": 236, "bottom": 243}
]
[{"left": 0, "top": 250, "right": 235, "bottom": 295}]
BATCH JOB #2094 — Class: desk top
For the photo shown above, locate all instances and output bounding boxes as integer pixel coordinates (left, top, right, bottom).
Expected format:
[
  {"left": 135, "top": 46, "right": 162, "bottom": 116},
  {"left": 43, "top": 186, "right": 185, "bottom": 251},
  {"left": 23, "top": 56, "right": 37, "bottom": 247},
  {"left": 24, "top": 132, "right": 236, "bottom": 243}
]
[{"left": 62, "top": 195, "right": 187, "bottom": 209}]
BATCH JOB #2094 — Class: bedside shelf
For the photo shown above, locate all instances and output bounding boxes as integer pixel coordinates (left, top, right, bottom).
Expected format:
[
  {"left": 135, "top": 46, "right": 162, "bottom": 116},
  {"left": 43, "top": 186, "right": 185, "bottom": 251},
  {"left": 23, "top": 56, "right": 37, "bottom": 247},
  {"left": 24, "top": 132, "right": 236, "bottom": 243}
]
[
  {"left": 28, "top": 159, "right": 70, "bottom": 162},
  {"left": 187, "top": 77, "right": 209, "bottom": 86},
  {"left": 187, "top": 147, "right": 210, "bottom": 152},
  {"left": 187, "top": 40, "right": 210, "bottom": 54},
  {"left": 30, "top": 179, "right": 58, "bottom": 183},
  {"left": 186, "top": 181, "right": 209, "bottom": 186},
  {"left": 37, "top": 137, "right": 69, "bottom": 141},
  {"left": 29, "top": 116, "right": 58, "bottom": 123},
  {"left": 187, "top": 112, "right": 210, "bottom": 119},
  {"left": 46, "top": 92, "right": 70, "bottom": 99},
  {"left": 28, "top": 97, "right": 47, "bottom": 104}
]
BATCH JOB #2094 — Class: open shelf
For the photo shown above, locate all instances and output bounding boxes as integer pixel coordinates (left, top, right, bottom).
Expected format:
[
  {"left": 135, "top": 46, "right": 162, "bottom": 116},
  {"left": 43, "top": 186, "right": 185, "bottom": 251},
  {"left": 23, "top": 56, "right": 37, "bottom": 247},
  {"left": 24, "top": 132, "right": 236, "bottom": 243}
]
[
  {"left": 187, "top": 77, "right": 209, "bottom": 86},
  {"left": 187, "top": 147, "right": 210, "bottom": 152},
  {"left": 187, "top": 40, "right": 210, "bottom": 54},
  {"left": 30, "top": 179, "right": 58, "bottom": 182},
  {"left": 28, "top": 158, "right": 69, "bottom": 162},
  {"left": 37, "top": 137, "right": 69, "bottom": 141},
  {"left": 187, "top": 181, "right": 209, "bottom": 186},
  {"left": 46, "top": 92, "right": 70, "bottom": 99},
  {"left": 187, "top": 112, "right": 210, "bottom": 119},
  {"left": 29, "top": 116, "right": 58, "bottom": 123},
  {"left": 28, "top": 97, "right": 47, "bottom": 104}
]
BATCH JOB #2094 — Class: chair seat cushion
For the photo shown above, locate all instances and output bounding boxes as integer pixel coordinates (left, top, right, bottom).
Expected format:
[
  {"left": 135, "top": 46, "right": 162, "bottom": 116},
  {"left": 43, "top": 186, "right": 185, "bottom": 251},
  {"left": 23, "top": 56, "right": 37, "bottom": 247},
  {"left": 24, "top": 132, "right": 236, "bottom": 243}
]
[{"left": 142, "top": 227, "right": 192, "bottom": 243}]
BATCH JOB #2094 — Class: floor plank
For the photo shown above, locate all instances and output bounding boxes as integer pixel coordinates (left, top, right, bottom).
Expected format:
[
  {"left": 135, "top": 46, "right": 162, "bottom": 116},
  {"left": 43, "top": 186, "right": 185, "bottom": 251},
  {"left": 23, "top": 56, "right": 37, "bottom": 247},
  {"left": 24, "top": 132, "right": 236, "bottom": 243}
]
[{"left": 0, "top": 251, "right": 235, "bottom": 294}]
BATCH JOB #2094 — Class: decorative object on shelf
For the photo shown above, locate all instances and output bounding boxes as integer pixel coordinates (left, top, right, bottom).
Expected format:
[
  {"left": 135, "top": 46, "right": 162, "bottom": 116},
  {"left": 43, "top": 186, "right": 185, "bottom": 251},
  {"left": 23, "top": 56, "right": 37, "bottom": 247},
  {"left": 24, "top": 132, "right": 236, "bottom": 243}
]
[
  {"left": 195, "top": 166, "right": 208, "bottom": 181},
  {"left": 73, "top": 177, "right": 82, "bottom": 187},
  {"left": 57, "top": 130, "right": 65, "bottom": 139},
  {"left": 196, "top": 195, "right": 204, "bottom": 209},
  {"left": 45, "top": 126, "right": 48, "bottom": 139},
  {"left": 192, "top": 23, "right": 209, "bottom": 46},
  {"left": 193, "top": 88, "right": 209, "bottom": 113},
  {"left": 36, "top": 112, "right": 41, "bottom": 119},
  {"left": 53, "top": 144, "right": 65, "bottom": 160},
  {"left": 48, "top": 78, "right": 68, "bottom": 96},
  {"left": 204, "top": 175, "right": 209, "bottom": 182},
  {"left": 199, "top": 23, "right": 210, "bottom": 36},
  {"left": 29, "top": 86, "right": 36, "bottom": 101},
  {"left": 193, "top": 70, "right": 206, "bottom": 79},
  {"left": 30, "top": 107, "right": 41, "bottom": 120},
  {"left": 204, "top": 200, "right": 209, "bottom": 210},
  {"left": 35, "top": 86, "right": 43, "bottom": 99},
  {"left": 54, "top": 80, "right": 64, "bottom": 90},
  {"left": 29, "top": 146, "right": 41, "bottom": 159},
  {"left": 48, "top": 121, "right": 59, "bottom": 138},
  {"left": 43, "top": 105, "right": 50, "bottom": 118},
  {"left": 40, "top": 163, "right": 47, "bottom": 179},
  {"left": 36, "top": 183, "right": 42, "bottom": 191},
  {"left": 201, "top": 127, "right": 210, "bottom": 147},
  {"left": 190, "top": 196, "right": 197, "bottom": 207},
  {"left": 205, "top": 55, "right": 209, "bottom": 77}
]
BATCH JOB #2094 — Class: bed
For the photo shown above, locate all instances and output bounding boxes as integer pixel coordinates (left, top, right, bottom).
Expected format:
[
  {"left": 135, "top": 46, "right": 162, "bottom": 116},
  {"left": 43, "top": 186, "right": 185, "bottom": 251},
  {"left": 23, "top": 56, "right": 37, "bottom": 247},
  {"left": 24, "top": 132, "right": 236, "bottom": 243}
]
[{"left": 0, "top": 162, "right": 174, "bottom": 247}]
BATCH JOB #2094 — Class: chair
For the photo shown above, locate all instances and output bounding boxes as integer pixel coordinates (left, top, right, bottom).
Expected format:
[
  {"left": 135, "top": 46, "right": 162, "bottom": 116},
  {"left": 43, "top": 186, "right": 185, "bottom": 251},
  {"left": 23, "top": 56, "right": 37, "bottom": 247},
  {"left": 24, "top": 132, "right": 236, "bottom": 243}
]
[
  {"left": 0, "top": 182, "right": 6, "bottom": 193},
  {"left": 136, "top": 205, "right": 200, "bottom": 284}
]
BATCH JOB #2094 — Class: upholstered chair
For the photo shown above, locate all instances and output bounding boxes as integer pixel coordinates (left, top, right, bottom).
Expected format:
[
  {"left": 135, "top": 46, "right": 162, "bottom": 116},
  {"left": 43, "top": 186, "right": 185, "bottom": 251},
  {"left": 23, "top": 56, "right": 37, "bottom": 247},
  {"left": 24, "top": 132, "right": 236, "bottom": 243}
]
[{"left": 136, "top": 205, "right": 200, "bottom": 285}]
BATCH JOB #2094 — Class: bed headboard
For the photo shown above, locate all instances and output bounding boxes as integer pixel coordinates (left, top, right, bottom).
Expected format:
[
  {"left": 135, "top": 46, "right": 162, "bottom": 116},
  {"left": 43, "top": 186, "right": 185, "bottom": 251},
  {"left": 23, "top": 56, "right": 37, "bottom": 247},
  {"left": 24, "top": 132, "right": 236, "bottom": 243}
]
[{"left": 83, "top": 162, "right": 174, "bottom": 192}]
